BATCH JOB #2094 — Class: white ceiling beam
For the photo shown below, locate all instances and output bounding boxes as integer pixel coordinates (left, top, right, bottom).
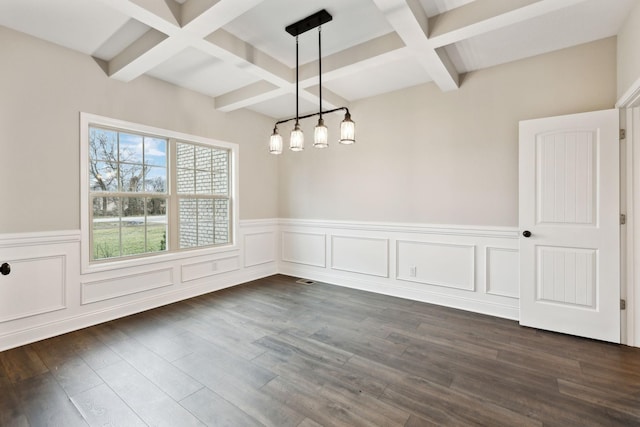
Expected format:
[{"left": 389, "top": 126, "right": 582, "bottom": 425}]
[
  {"left": 93, "top": 0, "right": 179, "bottom": 35},
  {"left": 215, "top": 81, "right": 284, "bottom": 112},
  {"left": 298, "top": 32, "right": 406, "bottom": 83},
  {"left": 202, "top": 29, "right": 292, "bottom": 87},
  {"left": 108, "top": 28, "right": 172, "bottom": 80},
  {"left": 303, "top": 86, "right": 348, "bottom": 111},
  {"left": 131, "top": 0, "right": 180, "bottom": 27},
  {"left": 99, "top": 0, "right": 268, "bottom": 82},
  {"left": 428, "top": 0, "right": 590, "bottom": 47},
  {"left": 371, "top": 0, "right": 459, "bottom": 91},
  {"left": 181, "top": 0, "right": 264, "bottom": 37}
]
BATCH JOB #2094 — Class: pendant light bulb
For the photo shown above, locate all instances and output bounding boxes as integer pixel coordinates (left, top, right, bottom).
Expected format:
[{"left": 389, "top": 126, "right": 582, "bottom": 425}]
[
  {"left": 269, "top": 126, "right": 283, "bottom": 154},
  {"left": 339, "top": 111, "right": 355, "bottom": 144},
  {"left": 290, "top": 122, "right": 304, "bottom": 151},
  {"left": 314, "top": 118, "right": 328, "bottom": 148}
]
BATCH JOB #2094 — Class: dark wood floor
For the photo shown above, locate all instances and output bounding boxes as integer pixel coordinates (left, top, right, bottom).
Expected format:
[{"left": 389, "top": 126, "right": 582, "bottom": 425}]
[{"left": 1, "top": 275, "right": 639, "bottom": 426}]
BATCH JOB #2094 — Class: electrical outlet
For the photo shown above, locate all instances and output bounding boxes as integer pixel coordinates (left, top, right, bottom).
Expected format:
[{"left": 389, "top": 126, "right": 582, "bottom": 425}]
[{"left": 409, "top": 266, "right": 417, "bottom": 277}]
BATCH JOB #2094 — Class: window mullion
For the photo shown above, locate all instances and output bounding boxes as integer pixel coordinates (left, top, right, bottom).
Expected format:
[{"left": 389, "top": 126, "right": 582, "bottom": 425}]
[{"left": 169, "top": 139, "right": 179, "bottom": 251}]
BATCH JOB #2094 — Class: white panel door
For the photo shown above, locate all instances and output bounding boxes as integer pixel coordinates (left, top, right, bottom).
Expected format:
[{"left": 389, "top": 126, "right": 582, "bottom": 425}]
[{"left": 519, "top": 109, "right": 620, "bottom": 342}]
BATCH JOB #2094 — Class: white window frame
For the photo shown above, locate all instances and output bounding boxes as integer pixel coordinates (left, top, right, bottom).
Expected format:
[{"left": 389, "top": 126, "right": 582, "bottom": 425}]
[{"left": 80, "top": 112, "right": 239, "bottom": 274}]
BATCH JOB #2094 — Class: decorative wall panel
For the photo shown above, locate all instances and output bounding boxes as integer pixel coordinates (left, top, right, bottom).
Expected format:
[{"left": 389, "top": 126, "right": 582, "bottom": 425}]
[
  {"left": 281, "top": 231, "right": 326, "bottom": 267},
  {"left": 0, "top": 255, "right": 66, "bottom": 322},
  {"left": 397, "top": 240, "right": 475, "bottom": 291},
  {"left": 486, "top": 247, "right": 519, "bottom": 298},
  {"left": 244, "top": 232, "right": 275, "bottom": 267},
  {"left": 331, "top": 235, "right": 389, "bottom": 277},
  {"left": 82, "top": 268, "right": 174, "bottom": 304}
]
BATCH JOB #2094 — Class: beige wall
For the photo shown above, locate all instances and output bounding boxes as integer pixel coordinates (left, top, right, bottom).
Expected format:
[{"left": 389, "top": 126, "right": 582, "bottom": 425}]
[
  {"left": 617, "top": 1, "right": 640, "bottom": 100},
  {"left": 0, "top": 26, "right": 277, "bottom": 233},
  {"left": 0, "top": 25, "right": 618, "bottom": 232},
  {"left": 278, "top": 38, "right": 617, "bottom": 226}
]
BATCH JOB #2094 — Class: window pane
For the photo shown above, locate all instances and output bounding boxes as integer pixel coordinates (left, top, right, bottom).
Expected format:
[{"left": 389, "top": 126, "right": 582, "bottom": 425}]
[
  {"left": 93, "top": 196, "right": 119, "bottom": 218},
  {"left": 213, "top": 149, "right": 229, "bottom": 196},
  {"left": 122, "top": 196, "right": 144, "bottom": 217},
  {"left": 195, "top": 146, "right": 212, "bottom": 171},
  {"left": 146, "top": 198, "right": 167, "bottom": 253},
  {"left": 177, "top": 143, "right": 194, "bottom": 168},
  {"left": 214, "top": 199, "right": 230, "bottom": 244},
  {"left": 144, "top": 137, "right": 167, "bottom": 167},
  {"left": 121, "top": 222, "right": 146, "bottom": 256},
  {"left": 144, "top": 166, "right": 167, "bottom": 193},
  {"left": 92, "top": 197, "right": 121, "bottom": 260},
  {"left": 90, "top": 161, "right": 117, "bottom": 192},
  {"left": 89, "top": 128, "right": 117, "bottom": 162},
  {"left": 121, "top": 197, "right": 146, "bottom": 256},
  {"left": 119, "top": 133, "right": 143, "bottom": 163},
  {"left": 196, "top": 170, "right": 212, "bottom": 194},
  {"left": 197, "top": 199, "right": 214, "bottom": 246},
  {"left": 179, "top": 199, "right": 197, "bottom": 249},
  {"left": 177, "top": 167, "right": 194, "bottom": 194},
  {"left": 119, "top": 164, "right": 145, "bottom": 192}
]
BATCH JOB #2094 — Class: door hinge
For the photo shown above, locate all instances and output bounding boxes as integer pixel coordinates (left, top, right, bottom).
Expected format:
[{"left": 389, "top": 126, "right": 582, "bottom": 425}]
[
  {"left": 620, "top": 129, "right": 626, "bottom": 140},
  {"left": 621, "top": 214, "right": 627, "bottom": 225},
  {"left": 621, "top": 299, "right": 627, "bottom": 310}
]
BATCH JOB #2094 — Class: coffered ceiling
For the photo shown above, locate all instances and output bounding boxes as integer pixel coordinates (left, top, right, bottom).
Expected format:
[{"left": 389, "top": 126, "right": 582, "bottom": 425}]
[{"left": 0, "top": 0, "right": 636, "bottom": 119}]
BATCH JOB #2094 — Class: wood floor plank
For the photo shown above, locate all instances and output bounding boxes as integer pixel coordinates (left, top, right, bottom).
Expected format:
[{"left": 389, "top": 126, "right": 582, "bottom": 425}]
[
  {"left": 0, "top": 345, "right": 48, "bottom": 383},
  {"left": 96, "top": 360, "right": 205, "bottom": 427},
  {"left": 557, "top": 378, "right": 640, "bottom": 418},
  {"left": 382, "top": 375, "right": 543, "bottom": 427},
  {"left": 104, "top": 338, "right": 204, "bottom": 401},
  {"left": 179, "top": 387, "right": 260, "bottom": 427},
  {"left": 264, "top": 375, "right": 386, "bottom": 427},
  {"left": 13, "top": 373, "right": 88, "bottom": 426},
  {"left": 449, "top": 365, "right": 636, "bottom": 426},
  {"left": 0, "top": 360, "right": 29, "bottom": 427},
  {"left": 173, "top": 351, "right": 304, "bottom": 426},
  {"left": 70, "top": 383, "right": 147, "bottom": 427},
  {"left": 46, "top": 356, "right": 104, "bottom": 397},
  {"left": 67, "top": 329, "right": 123, "bottom": 371}
]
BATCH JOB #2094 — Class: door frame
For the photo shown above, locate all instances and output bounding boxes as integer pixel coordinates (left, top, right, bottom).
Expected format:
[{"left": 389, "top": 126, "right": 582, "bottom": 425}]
[{"left": 617, "top": 80, "right": 640, "bottom": 347}]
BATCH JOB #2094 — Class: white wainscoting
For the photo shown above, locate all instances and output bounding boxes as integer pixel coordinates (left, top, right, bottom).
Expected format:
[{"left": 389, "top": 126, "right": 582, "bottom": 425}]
[
  {"left": 278, "top": 219, "right": 520, "bottom": 320},
  {"left": 331, "top": 235, "right": 389, "bottom": 277},
  {"left": 0, "top": 219, "right": 520, "bottom": 351},
  {"left": 244, "top": 231, "right": 276, "bottom": 268},
  {"left": 282, "top": 231, "right": 326, "bottom": 267},
  {"left": 397, "top": 240, "right": 475, "bottom": 290},
  {"left": 0, "top": 220, "right": 278, "bottom": 351}
]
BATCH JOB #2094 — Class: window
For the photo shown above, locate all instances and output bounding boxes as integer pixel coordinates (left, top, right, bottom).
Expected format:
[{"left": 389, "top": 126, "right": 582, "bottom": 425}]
[{"left": 81, "top": 113, "right": 237, "bottom": 270}]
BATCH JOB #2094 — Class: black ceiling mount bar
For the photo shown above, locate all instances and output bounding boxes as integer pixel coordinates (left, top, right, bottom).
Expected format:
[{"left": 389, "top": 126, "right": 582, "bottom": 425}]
[{"left": 285, "top": 9, "right": 332, "bottom": 37}]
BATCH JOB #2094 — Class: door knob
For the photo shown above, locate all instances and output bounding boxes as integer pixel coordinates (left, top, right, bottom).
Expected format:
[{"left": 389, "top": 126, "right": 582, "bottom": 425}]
[
  {"left": 0, "top": 263, "right": 10, "bottom": 276},
  {"left": 522, "top": 230, "right": 532, "bottom": 238}
]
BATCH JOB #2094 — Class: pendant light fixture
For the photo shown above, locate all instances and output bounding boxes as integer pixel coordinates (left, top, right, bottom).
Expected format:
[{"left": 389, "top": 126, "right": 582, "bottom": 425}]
[{"left": 269, "top": 9, "right": 356, "bottom": 155}]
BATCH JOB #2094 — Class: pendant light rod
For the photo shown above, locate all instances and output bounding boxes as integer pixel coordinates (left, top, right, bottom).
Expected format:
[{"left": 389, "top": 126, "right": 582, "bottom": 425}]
[
  {"left": 274, "top": 107, "right": 350, "bottom": 127},
  {"left": 295, "top": 34, "right": 299, "bottom": 124},
  {"left": 318, "top": 25, "right": 322, "bottom": 121}
]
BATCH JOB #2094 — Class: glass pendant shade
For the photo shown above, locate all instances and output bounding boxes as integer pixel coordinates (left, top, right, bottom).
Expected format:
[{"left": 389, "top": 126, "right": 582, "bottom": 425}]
[
  {"left": 289, "top": 123, "right": 304, "bottom": 151},
  {"left": 339, "top": 112, "right": 355, "bottom": 144},
  {"left": 269, "top": 128, "right": 283, "bottom": 154},
  {"left": 313, "top": 118, "right": 328, "bottom": 148}
]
